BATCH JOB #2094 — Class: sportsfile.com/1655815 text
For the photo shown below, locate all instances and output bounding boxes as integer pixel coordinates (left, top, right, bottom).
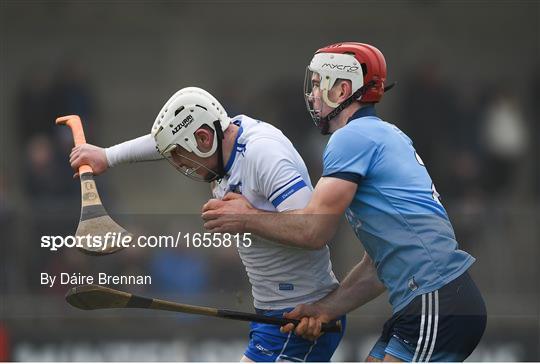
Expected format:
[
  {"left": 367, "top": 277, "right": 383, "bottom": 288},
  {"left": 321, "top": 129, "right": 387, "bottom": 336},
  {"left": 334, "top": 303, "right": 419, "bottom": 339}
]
[{"left": 40, "top": 232, "right": 253, "bottom": 251}]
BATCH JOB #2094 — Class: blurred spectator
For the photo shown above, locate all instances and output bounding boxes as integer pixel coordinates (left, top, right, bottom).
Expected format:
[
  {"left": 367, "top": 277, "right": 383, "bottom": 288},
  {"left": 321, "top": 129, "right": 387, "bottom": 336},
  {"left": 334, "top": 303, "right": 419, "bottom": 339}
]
[
  {"left": 24, "top": 134, "right": 75, "bottom": 201},
  {"left": 480, "top": 89, "right": 529, "bottom": 196},
  {"left": 259, "top": 79, "right": 325, "bottom": 179},
  {"left": 50, "top": 59, "right": 96, "bottom": 121},
  {"left": 17, "top": 60, "right": 99, "bottom": 293},
  {"left": 17, "top": 60, "right": 97, "bottom": 154},
  {"left": 440, "top": 85, "right": 486, "bottom": 202},
  {"left": 50, "top": 60, "right": 97, "bottom": 153},
  {"left": 450, "top": 149, "right": 483, "bottom": 200},
  {"left": 399, "top": 59, "right": 460, "bottom": 184},
  {"left": 18, "top": 59, "right": 98, "bottom": 203},
  {"left": 15, "top": 67, "right": 55, "bottom": 142}
]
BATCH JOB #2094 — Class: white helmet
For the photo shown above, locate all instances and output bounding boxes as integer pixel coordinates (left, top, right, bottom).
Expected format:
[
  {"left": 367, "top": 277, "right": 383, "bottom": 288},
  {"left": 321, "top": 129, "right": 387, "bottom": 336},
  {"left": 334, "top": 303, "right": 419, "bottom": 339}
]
[
  {"left": 306, "top": 52, "right": 364, "bottom": 109},
  {"left": 152, "top": 87, "right": 230, "bottom": 158},
  {"left": 151, "top": 87, "right": 231, "bottom": 181}
]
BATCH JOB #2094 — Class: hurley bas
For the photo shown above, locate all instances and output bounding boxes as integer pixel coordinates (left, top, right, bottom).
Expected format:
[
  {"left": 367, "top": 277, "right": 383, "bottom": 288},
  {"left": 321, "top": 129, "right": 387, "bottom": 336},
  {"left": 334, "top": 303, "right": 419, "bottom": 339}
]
[{"left": 41, "top": 272, "right": 152, "bottom": 287}]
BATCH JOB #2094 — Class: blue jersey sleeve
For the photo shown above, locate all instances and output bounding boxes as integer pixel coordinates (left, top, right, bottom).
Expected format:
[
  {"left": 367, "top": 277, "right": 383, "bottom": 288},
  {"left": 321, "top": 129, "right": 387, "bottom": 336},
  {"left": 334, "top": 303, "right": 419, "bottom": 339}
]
[{"left": 322, "top": 129, "right": 379, "bottom": 180}]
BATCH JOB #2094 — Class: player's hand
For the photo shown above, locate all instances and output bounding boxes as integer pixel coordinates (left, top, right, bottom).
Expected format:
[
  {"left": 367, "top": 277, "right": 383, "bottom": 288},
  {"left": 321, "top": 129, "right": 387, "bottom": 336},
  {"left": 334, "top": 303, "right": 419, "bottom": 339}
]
[
  {"left": 69, "top": 144, "right": 108, "bottom": 178},
  {"left": 280, "top": 303, "right": 333, "bottom": 341},
  {"left": 202, "top": 193, "right": 255, "bottom": 232}
]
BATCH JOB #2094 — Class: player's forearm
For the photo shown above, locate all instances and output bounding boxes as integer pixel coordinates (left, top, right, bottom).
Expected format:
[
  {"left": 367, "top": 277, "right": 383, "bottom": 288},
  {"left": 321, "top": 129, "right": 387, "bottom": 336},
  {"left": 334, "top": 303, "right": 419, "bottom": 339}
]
[
  {"left": 316, "top": 253, "right": 386, "bottom": 318},
  {"left": 245, "top": 209, "right": 336, "bottom": 249},
  {"left": 105, "top": 134, "right": 162, "bottom": 167}
]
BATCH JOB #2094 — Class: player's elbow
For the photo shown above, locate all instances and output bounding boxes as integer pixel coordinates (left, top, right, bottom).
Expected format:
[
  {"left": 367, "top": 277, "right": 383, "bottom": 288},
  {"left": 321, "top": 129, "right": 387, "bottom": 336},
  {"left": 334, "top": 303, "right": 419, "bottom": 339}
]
[{"left": 302, "top": 227, "right": 328, "bottom": 250}]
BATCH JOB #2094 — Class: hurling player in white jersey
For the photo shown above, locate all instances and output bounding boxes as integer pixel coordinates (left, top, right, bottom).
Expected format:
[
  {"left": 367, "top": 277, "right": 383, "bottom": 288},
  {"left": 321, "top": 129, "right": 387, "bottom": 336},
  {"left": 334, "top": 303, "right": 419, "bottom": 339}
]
[{"left": 68, "top": 87, "right": 345, "bottom": 362}]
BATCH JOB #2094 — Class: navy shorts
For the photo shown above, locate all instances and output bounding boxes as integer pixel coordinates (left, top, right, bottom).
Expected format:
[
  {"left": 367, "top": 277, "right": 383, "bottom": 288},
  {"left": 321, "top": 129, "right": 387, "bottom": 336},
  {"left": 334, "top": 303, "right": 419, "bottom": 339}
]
[
  {"left": 244, "top": 307, "right": 346, "bottom": 362},
  {"left": 369, "top": 271, "right": 486, "bottom": 362}
]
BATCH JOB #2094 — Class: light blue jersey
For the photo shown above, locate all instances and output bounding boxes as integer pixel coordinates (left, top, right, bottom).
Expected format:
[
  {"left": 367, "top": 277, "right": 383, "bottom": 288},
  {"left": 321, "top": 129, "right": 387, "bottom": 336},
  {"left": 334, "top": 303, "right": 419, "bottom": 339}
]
[{"left": 322, "top": 105, "right": 475, "bottom": 313}]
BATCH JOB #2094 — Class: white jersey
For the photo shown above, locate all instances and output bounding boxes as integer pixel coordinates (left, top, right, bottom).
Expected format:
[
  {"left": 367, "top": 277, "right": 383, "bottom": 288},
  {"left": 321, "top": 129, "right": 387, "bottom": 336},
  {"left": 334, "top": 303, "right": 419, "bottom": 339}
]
[{"left": 212, "top": 115, "right": 339, "bottom": 309}]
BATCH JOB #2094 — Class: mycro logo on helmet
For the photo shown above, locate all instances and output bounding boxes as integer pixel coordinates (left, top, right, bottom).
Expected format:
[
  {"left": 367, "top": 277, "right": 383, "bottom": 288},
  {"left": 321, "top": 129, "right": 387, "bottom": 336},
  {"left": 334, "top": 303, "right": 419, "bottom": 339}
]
[
  {"left": 171, "top": 114, "right": 194, "bottom": 135},
  {"left": 321, "top": 63, "right": 359, "bottom": 72}
]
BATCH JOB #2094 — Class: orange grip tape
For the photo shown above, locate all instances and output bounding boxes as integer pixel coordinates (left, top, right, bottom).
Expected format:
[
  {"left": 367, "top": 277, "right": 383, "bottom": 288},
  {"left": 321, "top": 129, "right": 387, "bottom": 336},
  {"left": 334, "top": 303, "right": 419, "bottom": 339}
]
[{"left": 55, "top": 115, "right": 93, "bottom": 175}]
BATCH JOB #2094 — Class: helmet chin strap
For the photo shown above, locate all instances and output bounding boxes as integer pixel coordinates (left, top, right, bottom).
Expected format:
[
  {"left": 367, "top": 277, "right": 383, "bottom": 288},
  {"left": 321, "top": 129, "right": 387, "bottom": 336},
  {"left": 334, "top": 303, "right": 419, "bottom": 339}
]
[
  {"left": 211, "top": 119, "right": 226, "bottom": 182},
  {"left": 317, "top": 80, "right": 376, "bottom": 135}
]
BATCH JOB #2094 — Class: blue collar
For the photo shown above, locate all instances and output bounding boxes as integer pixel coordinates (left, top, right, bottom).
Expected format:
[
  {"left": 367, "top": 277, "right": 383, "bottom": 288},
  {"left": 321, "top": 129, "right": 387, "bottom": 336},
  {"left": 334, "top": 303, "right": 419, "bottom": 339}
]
[
  {"left": 223, "top": 125, "right": 244, "bottom": 173},
  {"left": 347, "top": 105, "right": 377, "bottom": 124}
]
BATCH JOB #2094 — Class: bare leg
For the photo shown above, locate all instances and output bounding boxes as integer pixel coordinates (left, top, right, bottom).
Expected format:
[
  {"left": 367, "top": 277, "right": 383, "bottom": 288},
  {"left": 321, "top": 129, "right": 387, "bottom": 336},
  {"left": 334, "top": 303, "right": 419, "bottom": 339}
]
[
  {"left": 366, "top": 354, "right": 403, "bottom": 362},
  {"left": 366, "top": 355, "right": 383, "bottom": 362},
  {"left": 383, "top": 353, "right": 403, "bottom": 362},
  {"left": 240, "top": 355, "right": 254, "bottom": 362}
]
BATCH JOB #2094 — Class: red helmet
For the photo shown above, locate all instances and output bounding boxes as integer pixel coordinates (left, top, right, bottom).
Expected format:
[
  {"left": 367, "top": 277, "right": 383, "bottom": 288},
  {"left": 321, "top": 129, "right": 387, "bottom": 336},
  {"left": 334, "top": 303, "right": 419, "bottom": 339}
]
[{"left": 314, "top": 42, "right": 387, "bottom": 103}]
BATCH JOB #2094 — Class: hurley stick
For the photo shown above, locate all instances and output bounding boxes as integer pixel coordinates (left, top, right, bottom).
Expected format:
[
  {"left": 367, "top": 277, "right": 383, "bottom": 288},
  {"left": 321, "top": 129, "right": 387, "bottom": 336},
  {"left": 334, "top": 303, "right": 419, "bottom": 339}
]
[
  {"left": 66, "top": 284, "right": 342, "bottom": 333},
  {"left": 56, "top": 115, "right": 130, "bottom": 255}
]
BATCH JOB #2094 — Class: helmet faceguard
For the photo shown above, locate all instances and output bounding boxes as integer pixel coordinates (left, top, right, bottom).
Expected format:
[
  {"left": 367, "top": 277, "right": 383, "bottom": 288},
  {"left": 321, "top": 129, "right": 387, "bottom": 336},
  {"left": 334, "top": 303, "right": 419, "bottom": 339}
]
[
  {"left": 151, "top": 87, "right": 230, "bottom": 182},
  {"left": 304, "top": 67, "right": 327, "bottom": 133},
  {"left": 305, "top": 42, "right": 389, "bottom": 134},
  {"left": 162, "top": 144, "right": 221, "bottom": 183}
]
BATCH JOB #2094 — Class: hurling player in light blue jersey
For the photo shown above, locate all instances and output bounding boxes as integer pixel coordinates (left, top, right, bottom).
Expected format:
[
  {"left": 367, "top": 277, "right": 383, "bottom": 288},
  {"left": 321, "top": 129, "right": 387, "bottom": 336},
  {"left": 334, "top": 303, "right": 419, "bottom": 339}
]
[{"left": 203, "top": 42, "right": 486, "bottom": 362}]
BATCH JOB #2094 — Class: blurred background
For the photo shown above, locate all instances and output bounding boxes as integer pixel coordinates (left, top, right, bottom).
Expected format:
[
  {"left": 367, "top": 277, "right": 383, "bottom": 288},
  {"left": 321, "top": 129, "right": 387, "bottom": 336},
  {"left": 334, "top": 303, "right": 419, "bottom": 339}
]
[{"left": 0, "top": 0, "right": 538, "bottom": 361}]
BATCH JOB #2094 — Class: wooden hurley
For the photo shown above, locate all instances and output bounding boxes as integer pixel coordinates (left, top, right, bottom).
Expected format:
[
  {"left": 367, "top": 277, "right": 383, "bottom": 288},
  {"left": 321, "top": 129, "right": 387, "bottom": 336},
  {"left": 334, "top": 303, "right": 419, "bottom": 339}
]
[
  {"left": 56, "top": 115, "right": 130, "bottom": 255},
  {"left": 66, "top": 284, "right": 342, "bottom": 333}
]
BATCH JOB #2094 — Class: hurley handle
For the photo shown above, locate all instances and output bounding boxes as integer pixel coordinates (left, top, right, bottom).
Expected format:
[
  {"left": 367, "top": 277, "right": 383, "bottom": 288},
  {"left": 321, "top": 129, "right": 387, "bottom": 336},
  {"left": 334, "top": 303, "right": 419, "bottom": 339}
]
[
  {"left": 56, "top": 115, "right": 93, "bottom": 175},
  {"left": 218, "top": 309, "right": 342, "bottom": 333}
]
